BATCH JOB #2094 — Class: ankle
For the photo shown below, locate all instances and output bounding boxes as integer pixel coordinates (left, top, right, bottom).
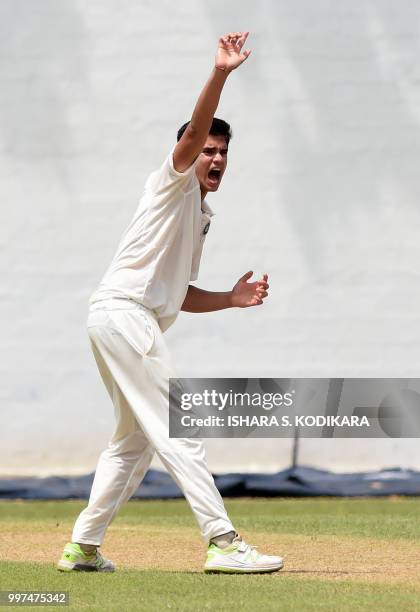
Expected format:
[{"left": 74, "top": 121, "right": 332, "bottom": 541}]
[
  {"left": 210, "top": 531, "right": 237, "bottom": 549},
  {"left": 77, "top": 543, "right": 97, "bottom": 555}
]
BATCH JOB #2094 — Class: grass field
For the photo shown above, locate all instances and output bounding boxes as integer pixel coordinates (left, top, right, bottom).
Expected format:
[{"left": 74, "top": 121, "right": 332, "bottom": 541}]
[{"left": 0, "top": 498, "right": 419, "bottom": 611}]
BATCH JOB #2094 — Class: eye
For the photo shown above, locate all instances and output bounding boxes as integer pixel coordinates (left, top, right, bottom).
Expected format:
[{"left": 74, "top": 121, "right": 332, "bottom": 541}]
[{"left": 201, "top": 148, "right": 228, "bottom": 157}]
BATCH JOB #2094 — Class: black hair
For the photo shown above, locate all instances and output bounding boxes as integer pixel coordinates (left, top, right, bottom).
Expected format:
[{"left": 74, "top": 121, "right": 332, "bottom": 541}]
[{"left": 177, "top": 117, "right": 232, "bottom": 146}]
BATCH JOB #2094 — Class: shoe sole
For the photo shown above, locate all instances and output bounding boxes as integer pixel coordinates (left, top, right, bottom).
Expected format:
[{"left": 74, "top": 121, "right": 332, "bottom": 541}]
[
  {"left": 57, "top": 560, "right": 115, "bottom": 573},
  {"left": 204, "top": 562, "right": 284, "bottom": 574}
]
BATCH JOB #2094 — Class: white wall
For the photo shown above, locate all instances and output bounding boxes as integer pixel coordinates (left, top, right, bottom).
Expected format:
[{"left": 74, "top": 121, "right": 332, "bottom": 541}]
[{"left": 1, "top": 0, "right": 420, "bottom": 476}]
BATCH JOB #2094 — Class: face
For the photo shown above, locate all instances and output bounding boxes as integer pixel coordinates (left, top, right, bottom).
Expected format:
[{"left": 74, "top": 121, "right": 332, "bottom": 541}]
[{"left": 195, "top": 134, "right": 228, "bottom": 195}]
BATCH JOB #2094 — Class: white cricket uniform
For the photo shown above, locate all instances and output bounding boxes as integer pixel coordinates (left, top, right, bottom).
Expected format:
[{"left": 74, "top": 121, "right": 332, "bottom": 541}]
[
  {"left": 89, "top": 145, "right": 214, "bottom": 332},
  {"left": 72, "top": 147, "right": 234, "bottom": 545}
]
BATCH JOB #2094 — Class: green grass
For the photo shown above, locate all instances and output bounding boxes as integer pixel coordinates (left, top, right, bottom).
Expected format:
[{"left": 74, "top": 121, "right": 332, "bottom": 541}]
[
  {"left": 0, "top": 498, "right": 419, "bottom": 611},
  {"left": 1, "top": 561, "right": 419, "bottom": 612},
  {"left": 1, "top": 497, "right": 419, "bottom": 540}
]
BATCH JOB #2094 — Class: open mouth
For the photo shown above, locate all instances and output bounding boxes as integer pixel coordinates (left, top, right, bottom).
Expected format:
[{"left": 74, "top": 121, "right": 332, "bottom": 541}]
[{"left": 207, "top": 168, "right": 221, "bottom": 185}]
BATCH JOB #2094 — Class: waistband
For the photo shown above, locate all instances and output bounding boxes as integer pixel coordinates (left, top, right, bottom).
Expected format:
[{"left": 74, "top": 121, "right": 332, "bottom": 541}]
[{"left": 89, "top": 297, "right": 154, "bottom": 315}]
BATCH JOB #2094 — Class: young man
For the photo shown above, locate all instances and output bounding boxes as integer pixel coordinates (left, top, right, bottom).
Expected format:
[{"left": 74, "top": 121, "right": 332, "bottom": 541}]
[{"left": 58, "top": 32, "right": 283, "bottom": 574}]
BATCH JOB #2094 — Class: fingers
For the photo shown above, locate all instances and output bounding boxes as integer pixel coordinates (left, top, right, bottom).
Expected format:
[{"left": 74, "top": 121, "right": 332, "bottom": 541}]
[
  {"left": 222, "top": 33, "right": 238, "bottom": 47},
  {"left": 222, "top": 31, "right": 249, "bottom": 49},
  {"left": 253, "top": 283, "right": 268, "bottom": 304},
  {"left": 228, "top": 31, "right": 244, "bottom": 42},
  {"left": 219, "top": 34, "right": 234, "bottom": 48},
  {"left": 256, "top": 273, "right": 269, "bottom": 289},
  {"left": 236, "top": 31, "right": 249, "bottom": 50},
  {"left": 237, "top": 32, "right": 251, "bottom": 61},
  {"left": 250, "top": 297, "right": 263, "bottom": 306},
  {"left": 254, "top": 288, "right": 268, "bottom": 302},
  {"left": 246, "top": 288, "right": 267, "bottom": 307},
  {"left": 256, "top": 271, "right": 269, "bottom": 302},
  {"left": 240, "top": 271, "right": 268, "bottom": 284},
  {"left": 240, "top": 270, "right": 253, "bottom": 282}
]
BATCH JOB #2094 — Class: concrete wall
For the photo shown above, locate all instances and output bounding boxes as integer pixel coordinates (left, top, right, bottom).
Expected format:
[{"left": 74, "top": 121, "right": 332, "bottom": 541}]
[{"left": 1, "top": 0, "right": 420, "bottom": 476}]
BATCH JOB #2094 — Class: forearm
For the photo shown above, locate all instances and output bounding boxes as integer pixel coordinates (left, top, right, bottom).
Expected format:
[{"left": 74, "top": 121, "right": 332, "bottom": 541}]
[
  {"left": 189, "top": 68, "right": 229, "bottom": 142},
  {"left": 181, "top": 285, "right": 233, "bottom": 313}
]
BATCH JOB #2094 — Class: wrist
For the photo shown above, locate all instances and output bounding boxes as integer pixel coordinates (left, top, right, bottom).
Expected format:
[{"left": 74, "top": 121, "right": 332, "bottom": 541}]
[{"left": 214, "top": 65, "right": 231, "bottom": 76}]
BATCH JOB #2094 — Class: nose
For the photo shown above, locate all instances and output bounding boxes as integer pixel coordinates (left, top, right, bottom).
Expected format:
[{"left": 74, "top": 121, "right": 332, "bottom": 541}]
[{"left": 213, "top": 151, "right": 223, "bottom": 164}]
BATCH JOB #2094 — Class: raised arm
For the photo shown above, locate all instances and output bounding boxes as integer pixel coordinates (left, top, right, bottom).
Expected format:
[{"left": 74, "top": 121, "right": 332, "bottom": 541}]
[{"left": 173, "top": 32, "right": 251, "bottom": 173}]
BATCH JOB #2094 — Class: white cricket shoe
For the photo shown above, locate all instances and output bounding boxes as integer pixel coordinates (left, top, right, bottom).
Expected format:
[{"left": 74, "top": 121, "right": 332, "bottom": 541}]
[{"left": 204, "top": 535, "right": 284, "bottom": 574}]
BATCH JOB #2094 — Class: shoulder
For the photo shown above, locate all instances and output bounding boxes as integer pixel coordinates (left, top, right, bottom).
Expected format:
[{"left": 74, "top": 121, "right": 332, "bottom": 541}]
[{"left": 147, "top": 146, "right": 198, "bottom": 193}]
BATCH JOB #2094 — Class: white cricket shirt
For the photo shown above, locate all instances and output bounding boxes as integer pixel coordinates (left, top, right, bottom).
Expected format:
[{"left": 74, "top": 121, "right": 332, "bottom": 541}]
[{"left": 90, "top": 146, "right": 214, "bottom": 332}]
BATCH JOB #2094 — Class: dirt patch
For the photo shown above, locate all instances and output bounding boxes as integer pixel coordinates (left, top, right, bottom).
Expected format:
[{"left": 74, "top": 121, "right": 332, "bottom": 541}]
[{"left": 1, "top": 522, "right": 419, "bottom": 588}]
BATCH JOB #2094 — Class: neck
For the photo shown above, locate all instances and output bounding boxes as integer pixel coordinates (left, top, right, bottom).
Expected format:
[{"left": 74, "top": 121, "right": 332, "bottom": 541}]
[{"left": 200, "top": 186, "right": 208, "bottom": 202}]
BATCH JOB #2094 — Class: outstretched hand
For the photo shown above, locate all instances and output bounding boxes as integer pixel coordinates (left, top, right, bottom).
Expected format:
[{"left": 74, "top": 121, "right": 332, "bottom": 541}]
[
  {"left": 231, "top": 271, "right": 269, "bottom": 308},
  {"left": 215, "top": 32, "right": 251, "bottom": 73}
]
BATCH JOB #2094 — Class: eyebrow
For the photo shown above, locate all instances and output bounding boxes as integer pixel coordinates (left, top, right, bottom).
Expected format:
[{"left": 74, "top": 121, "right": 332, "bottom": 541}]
[{"left": 202, "top": 147, "right": 228, "bottom": 153}]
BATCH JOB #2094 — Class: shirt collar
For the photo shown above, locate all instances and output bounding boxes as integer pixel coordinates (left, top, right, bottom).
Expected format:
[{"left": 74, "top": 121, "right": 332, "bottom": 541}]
[{"left": 201, "top": 199, "right": 215, "bottom": 217}]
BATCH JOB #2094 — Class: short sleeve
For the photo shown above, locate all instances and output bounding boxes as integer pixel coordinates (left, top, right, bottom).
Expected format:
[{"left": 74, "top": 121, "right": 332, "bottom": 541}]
[{"left": 147, "top": 145, "right": 199, "bottom": 194}]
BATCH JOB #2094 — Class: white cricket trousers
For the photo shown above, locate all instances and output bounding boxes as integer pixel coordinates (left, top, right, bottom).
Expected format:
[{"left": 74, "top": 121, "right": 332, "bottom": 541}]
[{"left": 72, "top": 298, "right": 234, "bottom": 546}]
